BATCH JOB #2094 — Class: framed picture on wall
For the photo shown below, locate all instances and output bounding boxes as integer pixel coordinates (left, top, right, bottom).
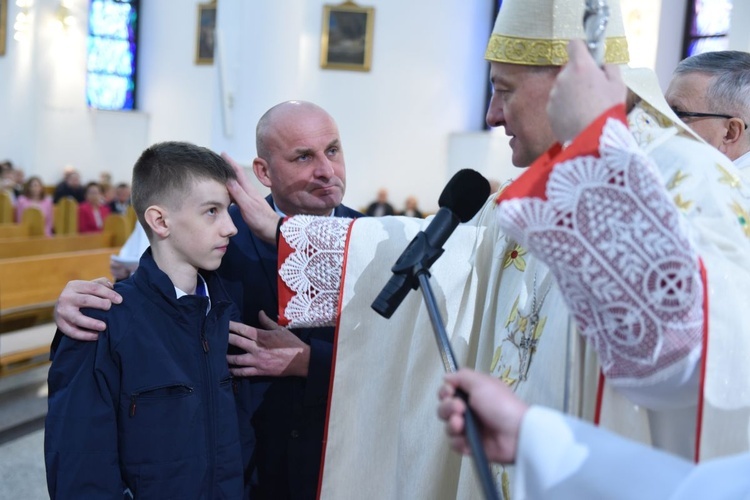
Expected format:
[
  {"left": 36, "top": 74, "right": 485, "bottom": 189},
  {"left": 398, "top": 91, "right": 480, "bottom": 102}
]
[
  {"left": 0, "top": 0, "right": 7, "bottom": 57},
  {"left": 195, "top": 1, "right": 217, "bottom": 65},
  {"left": 320, "top": 1, "right": 374, "bottom": 72}
]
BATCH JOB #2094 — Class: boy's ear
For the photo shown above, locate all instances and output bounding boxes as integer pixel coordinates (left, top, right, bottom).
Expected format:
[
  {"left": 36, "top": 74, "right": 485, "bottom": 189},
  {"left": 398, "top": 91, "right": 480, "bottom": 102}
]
[
  {"left": 252, "top": 158, "right": 273, "bottom": 189},
  {"left": 144, "top": 205, "right": 170, "bottom": 238}
]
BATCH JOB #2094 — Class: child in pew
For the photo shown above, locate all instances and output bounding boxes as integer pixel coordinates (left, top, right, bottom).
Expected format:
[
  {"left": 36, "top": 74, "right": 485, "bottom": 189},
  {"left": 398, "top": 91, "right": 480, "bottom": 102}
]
[
  {"left": 44, "top": 142, "right": 245, "bottom": 498},
  {"left": 16, "top": 176, "right": 54, "bottom": 236}
]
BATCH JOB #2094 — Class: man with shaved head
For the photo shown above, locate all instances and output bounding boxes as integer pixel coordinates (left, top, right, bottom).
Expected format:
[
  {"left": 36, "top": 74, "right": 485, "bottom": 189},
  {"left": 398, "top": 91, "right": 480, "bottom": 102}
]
[
  {"left": 54, "top": 100, "right": 363, "bottom": 499},
  {"left": 220, "top": 100, "right": 362, "bottom": 499},
  {"left": 252, "top": 101, "right": 348, "bottom": 216}
]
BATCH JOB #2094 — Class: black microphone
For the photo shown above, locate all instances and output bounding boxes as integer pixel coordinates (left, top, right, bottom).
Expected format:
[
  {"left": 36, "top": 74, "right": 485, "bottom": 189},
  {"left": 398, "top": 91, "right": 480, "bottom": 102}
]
[{"left": 371, "top": 169, "right": 491, "bottom": 319}]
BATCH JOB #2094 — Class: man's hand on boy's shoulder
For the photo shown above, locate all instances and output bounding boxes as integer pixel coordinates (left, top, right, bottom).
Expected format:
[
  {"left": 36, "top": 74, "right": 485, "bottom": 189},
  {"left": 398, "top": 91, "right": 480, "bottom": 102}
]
[
  {"left": 227, "top": 312, "right": 311, "bottom": 378},
  {"left": 55, "top": 278, "right": 122, "bottom": 341}
]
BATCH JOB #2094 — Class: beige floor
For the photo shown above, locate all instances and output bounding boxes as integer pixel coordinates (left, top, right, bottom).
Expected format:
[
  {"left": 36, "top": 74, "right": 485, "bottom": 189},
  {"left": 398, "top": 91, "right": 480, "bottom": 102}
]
[
  {"left": 0, "top": 324, "right": 55, "bottom": 500},
  {"left": 0, "top": 428, "right": 47, "bottom": 500}
]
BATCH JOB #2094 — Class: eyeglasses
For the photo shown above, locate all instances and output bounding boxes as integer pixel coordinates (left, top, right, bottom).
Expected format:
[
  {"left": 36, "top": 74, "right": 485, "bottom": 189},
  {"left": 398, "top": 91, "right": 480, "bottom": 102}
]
[{"left": 673, "top": 110, "right": 748, "bottom": 129}]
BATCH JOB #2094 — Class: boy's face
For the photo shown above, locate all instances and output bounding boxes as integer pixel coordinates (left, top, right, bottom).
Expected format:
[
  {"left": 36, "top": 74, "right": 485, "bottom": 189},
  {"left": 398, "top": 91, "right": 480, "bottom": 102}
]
[{"left": 166, "top": 178, "right": 237, "bottom": 272}]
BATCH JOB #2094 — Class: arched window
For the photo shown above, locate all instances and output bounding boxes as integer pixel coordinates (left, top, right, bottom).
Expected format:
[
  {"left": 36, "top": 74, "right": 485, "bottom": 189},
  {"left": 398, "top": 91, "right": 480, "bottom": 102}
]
[{"left": 87, "top": 0, "right": 139, "bottom": 110}]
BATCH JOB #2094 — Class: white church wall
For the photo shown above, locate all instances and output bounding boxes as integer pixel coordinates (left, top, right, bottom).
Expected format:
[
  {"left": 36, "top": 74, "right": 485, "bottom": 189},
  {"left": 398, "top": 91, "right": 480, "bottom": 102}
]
[
  {"left": 210, "top": 0, "right": 495, "bottom": 213},
  {"left": 2, "top": 0, "right": 750, "bottom": 201},
  {"left": 0, "top": 0, "right": 215, "bottom": 186}
]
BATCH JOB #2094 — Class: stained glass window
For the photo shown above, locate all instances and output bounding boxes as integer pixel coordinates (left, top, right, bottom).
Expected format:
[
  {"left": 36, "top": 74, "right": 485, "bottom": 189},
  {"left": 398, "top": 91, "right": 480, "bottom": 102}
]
[
  {"left": 682, "top": 0, "right": 733, "bottom": 58},
  {"left": 87, "top": 0, "right": 139, "bottom": 110}
]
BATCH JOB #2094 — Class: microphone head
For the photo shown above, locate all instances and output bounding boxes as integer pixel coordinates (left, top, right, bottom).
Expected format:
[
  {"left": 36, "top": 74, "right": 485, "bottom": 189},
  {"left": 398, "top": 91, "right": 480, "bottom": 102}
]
[{"left": 438, "top": 169, "right": 491, "bottom": 222}]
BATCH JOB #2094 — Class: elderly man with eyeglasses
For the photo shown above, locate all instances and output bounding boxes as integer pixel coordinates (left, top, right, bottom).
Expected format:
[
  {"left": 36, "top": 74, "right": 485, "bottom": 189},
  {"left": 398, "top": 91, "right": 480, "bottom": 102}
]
[{"left": 666, "top": 50, "right": 750, "bottom": 172}]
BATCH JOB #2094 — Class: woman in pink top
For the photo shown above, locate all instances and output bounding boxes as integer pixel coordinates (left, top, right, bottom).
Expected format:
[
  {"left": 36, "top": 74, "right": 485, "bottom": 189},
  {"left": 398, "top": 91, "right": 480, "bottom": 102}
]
[
  {"left": 78, "top": 182, "right": 110, "bottom": 233},
  {"left": 16, "top": 176, "right": 54, "bottom": 236}
]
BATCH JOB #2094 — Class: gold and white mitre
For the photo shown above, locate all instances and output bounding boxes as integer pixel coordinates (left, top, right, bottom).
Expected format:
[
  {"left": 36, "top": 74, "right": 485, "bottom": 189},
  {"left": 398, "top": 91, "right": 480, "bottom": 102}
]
[
  {"left": 485, "top": 0, "right": 706, "bottom": 144},
  {"left": 485, "top": 0, "right": 629, "bottom": 66}
]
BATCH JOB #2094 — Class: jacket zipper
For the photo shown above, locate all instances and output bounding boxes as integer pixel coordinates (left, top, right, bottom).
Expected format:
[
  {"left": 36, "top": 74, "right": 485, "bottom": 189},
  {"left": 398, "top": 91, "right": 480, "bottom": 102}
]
[{"left": 200, "top": 312, "right": 216, "bottom": 495}]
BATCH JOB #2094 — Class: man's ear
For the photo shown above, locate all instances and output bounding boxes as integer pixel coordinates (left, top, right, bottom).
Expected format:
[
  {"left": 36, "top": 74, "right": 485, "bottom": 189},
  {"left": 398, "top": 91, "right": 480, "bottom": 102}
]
[
  {"left": 252, "top": 158, "right": 273, "bottom": 189},
  {"left": 724, "top": 117, "right": 745, "bottom": 146},
  {"left": 144, "top": 205, "right": 169, "bottom": 238}
]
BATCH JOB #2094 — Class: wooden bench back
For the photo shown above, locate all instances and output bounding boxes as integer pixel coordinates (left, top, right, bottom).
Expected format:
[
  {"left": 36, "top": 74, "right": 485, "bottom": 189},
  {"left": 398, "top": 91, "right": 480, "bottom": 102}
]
[
  {"left": 126, "top": 204, "right": 138, "bottom": 233},
  {"left": 103, "top": 213, "right": 129, "bottom": 247},
  {"left": 0, "top": 207, "right": 47, "bottom": 239},
  {"left": 0, "top": 232, "right": 117, "bottom": 259},
  {"left": 20, "top": 206, "right": 45, "bottom": 236},
  {"left": 54, "top": 196, "right": 78, "bottom": 235},
  {"left": 0, "top": 222, "right": 30, "bottom": 239},
  {"left": 0, "top": 247, "right": 117, "bottom": 319},
  {"left": 0, "top": 191, "right": 13, "bottom": 224}
]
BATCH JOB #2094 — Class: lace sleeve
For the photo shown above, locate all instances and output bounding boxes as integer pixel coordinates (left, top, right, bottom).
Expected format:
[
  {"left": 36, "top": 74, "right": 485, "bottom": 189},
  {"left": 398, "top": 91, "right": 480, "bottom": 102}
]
[
  {"left": 497, "top": 118, "right": 703, "bottom": 384},
  {"left": 278, "top": 215, "right": 353, "bottom": 328}
]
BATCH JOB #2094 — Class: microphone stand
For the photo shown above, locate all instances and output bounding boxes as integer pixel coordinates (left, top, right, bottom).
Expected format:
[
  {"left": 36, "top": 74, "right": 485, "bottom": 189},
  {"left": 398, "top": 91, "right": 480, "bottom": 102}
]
[{"left": 414, "top": 264, "right": 502, "bottom": 500}]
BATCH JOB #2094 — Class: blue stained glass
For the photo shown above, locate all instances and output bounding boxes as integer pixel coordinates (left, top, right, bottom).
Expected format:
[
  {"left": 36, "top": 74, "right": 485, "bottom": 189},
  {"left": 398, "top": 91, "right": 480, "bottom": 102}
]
[
  {"left": 691, "top": 0, "right": 733, "bottom": 36},
  {"left": 86, "top": 0, "right": 138, "bottom": 111},
  {"left": 87, "top": 73, "right": 134, "bottom": 110},
  {"left": 87, "top": 38, "right": 134, "bottom": 75},
  {"left": 89, "top": 2, "right": 133, "bottom": 38},
  {"left": 688, "top": 36, "right": 730, "bottom": 57}
]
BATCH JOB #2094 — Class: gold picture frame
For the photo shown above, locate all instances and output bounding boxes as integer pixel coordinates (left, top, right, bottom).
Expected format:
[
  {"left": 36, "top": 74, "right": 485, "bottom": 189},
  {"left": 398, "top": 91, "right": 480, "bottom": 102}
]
[
  {"left": 195, "top": 1, "right": 217, "bottom": 65},
  {"left": 320, "top": 1, "right": 374, "bottom": 72},
  {"left": 0, "top": 0, "right": 7, "bottom": 57}
]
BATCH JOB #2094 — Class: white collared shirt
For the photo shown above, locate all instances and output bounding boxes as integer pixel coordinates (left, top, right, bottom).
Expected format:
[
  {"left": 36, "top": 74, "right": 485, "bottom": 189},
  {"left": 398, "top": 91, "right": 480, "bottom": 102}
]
[{"left": 174, "top": 273, "right": 211, "bottom": 314}]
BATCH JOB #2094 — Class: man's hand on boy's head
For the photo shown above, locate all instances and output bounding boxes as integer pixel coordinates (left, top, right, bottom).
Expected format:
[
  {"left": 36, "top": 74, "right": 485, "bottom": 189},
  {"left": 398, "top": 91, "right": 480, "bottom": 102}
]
[
  {"left": 227, "top": 312, "right": 311, "bottom": 378},
  {"left": 222, "top": 152, "right": 280, "bottom": 244},
  {"left": 55, "top": 278, "right": 121, "bottom": 341}
]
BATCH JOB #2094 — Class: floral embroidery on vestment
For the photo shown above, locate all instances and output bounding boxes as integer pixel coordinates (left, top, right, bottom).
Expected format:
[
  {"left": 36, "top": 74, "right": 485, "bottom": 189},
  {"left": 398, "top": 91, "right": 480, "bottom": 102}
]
[{"left": 496, "top": 119, "right": 703, "bottom": 382}]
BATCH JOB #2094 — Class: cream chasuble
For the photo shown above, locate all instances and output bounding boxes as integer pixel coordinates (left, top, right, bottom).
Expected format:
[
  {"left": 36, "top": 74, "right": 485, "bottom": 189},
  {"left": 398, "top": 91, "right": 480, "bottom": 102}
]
[
  {"left": 275, "top": 104, "right": 750, "bottom": 499},
  {"left": 514, "top": 406, "right": 750, "bottom": 499}
]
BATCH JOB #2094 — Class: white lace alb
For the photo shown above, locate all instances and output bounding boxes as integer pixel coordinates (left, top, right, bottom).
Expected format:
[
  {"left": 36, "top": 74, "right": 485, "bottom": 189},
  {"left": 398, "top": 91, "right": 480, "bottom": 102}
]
[
  {"left": 497, "top": 119, "right": 703, "bottom": 382},
  {"left": 279, "top": 215, "right": 352, "bottom": 328}
]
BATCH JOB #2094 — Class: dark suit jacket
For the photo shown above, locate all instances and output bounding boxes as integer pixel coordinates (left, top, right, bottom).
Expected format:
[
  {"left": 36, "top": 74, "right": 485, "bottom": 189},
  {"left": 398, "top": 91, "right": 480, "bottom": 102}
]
[
  {"left": 218, "top": 196, "right": 362, "bottom": 500},
  {"left": 108, "top": 200, "right": 130, "bottom": 215},
  {"left": 365, "top": 201, "right": 395, "bottom": 216}
]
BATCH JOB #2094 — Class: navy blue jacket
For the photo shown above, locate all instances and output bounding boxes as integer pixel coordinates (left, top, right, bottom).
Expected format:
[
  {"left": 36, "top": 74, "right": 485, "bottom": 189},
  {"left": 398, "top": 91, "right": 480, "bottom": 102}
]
[
  {"left": 45, "top": 249, "right": 244, "bottom": 499},
  {"left": 218, "top": 197, "right": 362, "bottom": 500}
]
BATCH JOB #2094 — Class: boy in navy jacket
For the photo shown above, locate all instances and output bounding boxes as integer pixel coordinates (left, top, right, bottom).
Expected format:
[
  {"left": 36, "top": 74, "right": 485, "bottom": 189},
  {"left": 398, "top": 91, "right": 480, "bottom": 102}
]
[{"left": 45, "top": 142, "right": 244, "bottom": 498}]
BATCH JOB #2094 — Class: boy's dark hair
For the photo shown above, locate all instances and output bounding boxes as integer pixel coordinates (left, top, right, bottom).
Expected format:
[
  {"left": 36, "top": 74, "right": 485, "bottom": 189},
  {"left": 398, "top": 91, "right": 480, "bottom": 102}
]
[{"left": 131, "top": 141, "right": 236, "bottom": 237}]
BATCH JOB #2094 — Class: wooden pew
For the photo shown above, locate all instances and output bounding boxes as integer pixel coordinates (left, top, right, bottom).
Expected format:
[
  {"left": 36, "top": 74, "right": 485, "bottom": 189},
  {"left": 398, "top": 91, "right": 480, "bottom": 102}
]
[
  {"left": 0, "top": 191, "right": 13, "bottom": 224},
  {"left": 0, "top": 345, "right": 52, "bottom": 376},
  {"left": 0, "top": 232, "right": 116, "bottom": 259},
  {"left": 0, "top": 213, "right": 129, "bottom": 259},
  {"left": 125, "top": 204, "right": 138, "bottom": 233},
  {"left": 0, "top": 222, "right": 30, "bottom": 239},
  {"left": 53, "top": 196, "right": 78, "bottom": 235},
  {"left": 0, "top": 211, "right": 129, "bottom": 374},
  {"left": 0, "top": 246, "right": 120, "bottom": 374},
  {"left": 20, "top": 206, "right": 46, "bottom": 236},
  {"left": 0, "top": 207, "right": 46, "bottom": 239},
  {"left": 0, "top": 247, "right": 117, "bottom": 333},
  {"left": 103, "top": 213, "right": 130, "bottom": 247}
]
